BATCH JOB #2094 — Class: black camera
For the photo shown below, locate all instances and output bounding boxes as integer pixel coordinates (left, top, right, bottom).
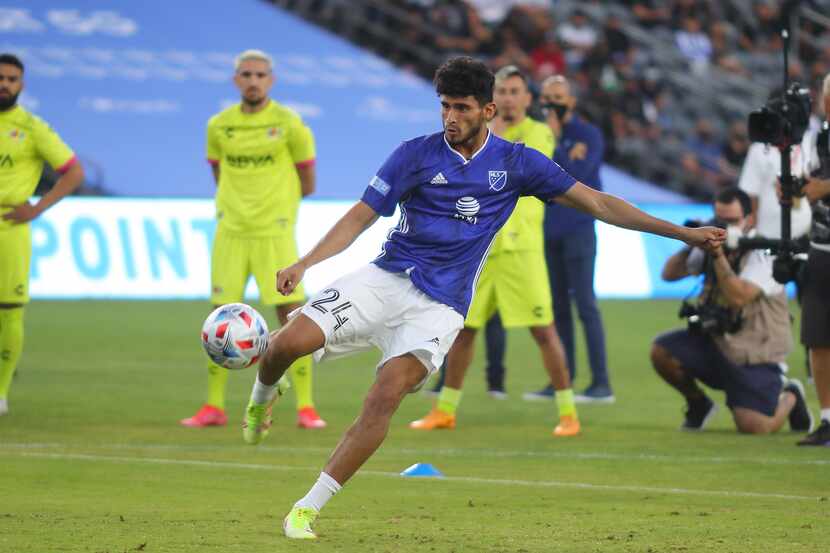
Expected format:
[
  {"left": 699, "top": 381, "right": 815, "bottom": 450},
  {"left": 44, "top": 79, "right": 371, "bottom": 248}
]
[
  {"left": 683, "top": 217, "right": 726, "bottom": 230},
  {"left": 747, "top": 82, "right": 811, "bottom": 148},
  {"left": 679, "top": 301, "right": 742, "bottom": 336}
]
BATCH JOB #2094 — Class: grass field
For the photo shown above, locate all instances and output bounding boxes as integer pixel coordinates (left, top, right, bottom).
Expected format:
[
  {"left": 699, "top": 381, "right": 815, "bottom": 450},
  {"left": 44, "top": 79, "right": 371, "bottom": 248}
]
[{"left": 1, "top": 299, "right": 828, "bottom": 553}]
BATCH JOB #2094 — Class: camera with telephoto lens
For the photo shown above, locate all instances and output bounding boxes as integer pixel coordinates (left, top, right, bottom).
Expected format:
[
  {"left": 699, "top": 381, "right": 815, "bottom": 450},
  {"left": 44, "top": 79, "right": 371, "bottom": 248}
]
[
  {"left": 747, "top": 82, "right": 811, "bottom": 147},
  {"left": 678, "top": 301, "right": 742, "bottom": 336}
]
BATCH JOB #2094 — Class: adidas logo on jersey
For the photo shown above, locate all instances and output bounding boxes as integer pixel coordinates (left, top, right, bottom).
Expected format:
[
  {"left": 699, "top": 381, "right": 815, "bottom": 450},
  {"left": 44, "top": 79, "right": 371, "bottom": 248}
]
[{"left": 430, "top": 172, "right": 448, "bottom": 185}]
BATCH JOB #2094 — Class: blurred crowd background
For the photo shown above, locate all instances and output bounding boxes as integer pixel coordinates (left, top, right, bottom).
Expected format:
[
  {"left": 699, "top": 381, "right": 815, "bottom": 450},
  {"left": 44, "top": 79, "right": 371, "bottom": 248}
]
[{"left": 275, "top": 0, "right": 830, "bottom": 200}]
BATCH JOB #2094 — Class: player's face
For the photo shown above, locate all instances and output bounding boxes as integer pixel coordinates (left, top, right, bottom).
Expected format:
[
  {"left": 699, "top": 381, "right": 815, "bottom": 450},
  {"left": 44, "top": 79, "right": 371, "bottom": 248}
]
[
  {"left": 494, "top": 75, "right": 530, "bottom": 123},
  {"left": 440, "top": 94, "right": 495, "bottom": 147},
  {"left": 0, "top": 63, "right": 23, "bottom": 111},
  {"left": 234, "top": 59, "right": 274, "bottom": 107}
]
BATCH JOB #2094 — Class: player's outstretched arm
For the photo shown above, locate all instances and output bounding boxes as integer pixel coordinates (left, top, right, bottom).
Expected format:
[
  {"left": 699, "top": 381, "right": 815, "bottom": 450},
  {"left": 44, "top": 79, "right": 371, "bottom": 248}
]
[
  {"left": 556, "top": 182, "right": 725, "bottom": 250},
  {"left": 277, "top": 200, "right": 379, "bottom": 295}
]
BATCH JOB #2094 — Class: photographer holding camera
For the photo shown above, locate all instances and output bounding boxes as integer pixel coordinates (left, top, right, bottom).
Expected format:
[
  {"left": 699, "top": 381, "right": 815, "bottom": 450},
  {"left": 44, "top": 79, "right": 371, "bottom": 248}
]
[
  {"left": 797, "top": 73, "right": 830, "bottom": 446},
  {"left": 650, "top": 187, "right": 812, "bottom": 434}
]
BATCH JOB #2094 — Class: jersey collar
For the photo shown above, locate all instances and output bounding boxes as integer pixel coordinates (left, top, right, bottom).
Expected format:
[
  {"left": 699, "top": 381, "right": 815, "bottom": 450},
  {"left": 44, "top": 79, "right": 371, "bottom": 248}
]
[{"left": 444, "top": 129, "right": 492, "bottom": 165}]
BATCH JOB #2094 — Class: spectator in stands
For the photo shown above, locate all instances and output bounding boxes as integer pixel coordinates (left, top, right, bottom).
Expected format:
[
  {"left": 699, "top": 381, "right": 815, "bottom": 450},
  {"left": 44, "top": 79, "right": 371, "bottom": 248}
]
[
  {"left": 624, "top": 0, "right": 670, "bottom": 29},
  {"left": 489, "top": 26, "right": 533, "bottom": 75},
  {"left": 429, "top": 0, "right": 492, "bottom": 55},
  {"left": 529, "top": 31, "right": 566, "bottom": 82},
  {"left": 681, "top": 118, "right": 722, "bottom": 194},
  {"left": 603, "top": 14, "right": 631, "bottom": 58},
  {"left": 524, "top": 75, "right": 614, "bottom": 403},
  {"left": 718, "top": 121, "right": 749, "bottom": 185},
  {"left": 675, "top": 16, "right": 712, "bottom": 75},
  {"left": 670, "top": 0, "right": 712, "bottom": 29},
  {"left": 739, "top": 1, "right": 782, "bottom": 53},
  {"left": 558, "top": 9, "right": 598, "bottom": 68}
]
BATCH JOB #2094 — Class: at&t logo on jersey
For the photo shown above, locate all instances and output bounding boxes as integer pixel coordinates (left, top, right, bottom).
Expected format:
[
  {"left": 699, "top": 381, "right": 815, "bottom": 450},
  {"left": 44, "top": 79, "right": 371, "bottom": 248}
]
[{"left": 454, "top": 196, "right": 480, "bottom": 224}]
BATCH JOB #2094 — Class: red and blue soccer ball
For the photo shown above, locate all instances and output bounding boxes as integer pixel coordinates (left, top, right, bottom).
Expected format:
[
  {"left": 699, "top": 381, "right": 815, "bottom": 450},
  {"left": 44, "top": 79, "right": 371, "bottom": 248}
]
[{"left": 201, "top": 303, "right": 269, "bottom": 370}]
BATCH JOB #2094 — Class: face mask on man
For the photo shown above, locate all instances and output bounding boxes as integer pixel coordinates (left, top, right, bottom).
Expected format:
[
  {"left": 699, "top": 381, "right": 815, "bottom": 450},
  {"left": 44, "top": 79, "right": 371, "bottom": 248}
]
[{"left": 543, "top": 102, "right": 569, "bottom": 120}]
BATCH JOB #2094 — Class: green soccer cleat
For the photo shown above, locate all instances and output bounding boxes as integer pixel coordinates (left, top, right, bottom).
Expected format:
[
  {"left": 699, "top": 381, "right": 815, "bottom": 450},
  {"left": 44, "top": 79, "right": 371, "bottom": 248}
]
[
  {"left": 283, "top": 506, "right": 319, "bottom": 539},
  {"left": 242, "top": 400, "right": 272, "bottom": 445}
]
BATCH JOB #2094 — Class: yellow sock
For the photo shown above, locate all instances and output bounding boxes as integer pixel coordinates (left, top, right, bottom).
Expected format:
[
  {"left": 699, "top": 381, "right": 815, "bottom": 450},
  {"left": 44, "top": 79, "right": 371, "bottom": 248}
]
[
  {"left": 0, "top": 308, "right": 24, "bottom": 399},
  {"left": 437, "top": 386, "right": 462, "bottom": 415},
  {"left": 289, "top": 355, "right": 314, "bottom": 410},
  {"left": 556, "top": 388, "right": 576, "bottom": 418},
  {"left": 206, "top": 360, "right": 228, "bottom": 410}
]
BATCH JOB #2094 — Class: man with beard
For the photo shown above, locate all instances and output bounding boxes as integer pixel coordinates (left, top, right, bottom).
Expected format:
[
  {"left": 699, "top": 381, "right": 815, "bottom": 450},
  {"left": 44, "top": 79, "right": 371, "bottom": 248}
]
[
  {"left": 180, "top": 50, "right": 326, "bottom": 430},
  {"left": 0, "top": 53, "right": 84, "bottom": 415},
  {"left": 238, "top": 56, "right": 725, "bottom": 540},
  {"left": 409, "top": 65, "right": 580, "bottom": 437}
]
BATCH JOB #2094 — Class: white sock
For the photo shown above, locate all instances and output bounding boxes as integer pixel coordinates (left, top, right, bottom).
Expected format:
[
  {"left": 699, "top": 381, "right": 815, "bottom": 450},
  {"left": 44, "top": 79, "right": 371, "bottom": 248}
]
[
  {"left": 821, "top": 408, "right": 830, "bottom": 423},
  {"left": 294, "top": 472, "right": 342, "bottom": 512},
  {"left": 250, "top": 376, "right": 278, "bottom": 405}
]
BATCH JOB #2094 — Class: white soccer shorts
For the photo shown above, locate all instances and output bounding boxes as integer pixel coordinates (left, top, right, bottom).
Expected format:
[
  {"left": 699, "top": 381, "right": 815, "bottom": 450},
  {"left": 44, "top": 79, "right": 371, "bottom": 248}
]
[{"left": 299, "top": 264, "right": 464, "bottom": 390}]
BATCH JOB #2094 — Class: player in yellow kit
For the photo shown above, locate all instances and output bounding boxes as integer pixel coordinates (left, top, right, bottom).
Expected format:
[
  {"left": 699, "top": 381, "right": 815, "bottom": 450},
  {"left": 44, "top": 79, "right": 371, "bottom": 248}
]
[
  {"left": 410, "top": 65, "right": 580, "bottom": 436},
  {"left": 0, "top": 53, "right": 84, "bottom": 415},
  {"left": 181, "top": 50, "right": 326, "bottom": 429}
]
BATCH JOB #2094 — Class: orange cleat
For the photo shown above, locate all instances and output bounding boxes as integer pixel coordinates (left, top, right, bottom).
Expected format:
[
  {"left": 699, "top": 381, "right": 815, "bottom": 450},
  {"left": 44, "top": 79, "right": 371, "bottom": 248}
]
[
  {"left": 297, "top": 406, "right": 327, "bottom": 429},
  {"left": 553, "top": 414, "right": 581, "bottom": 437},
  {"left": 180, "top": 404, "right": 227, "bottom": 427},
  {"left": 409, "top": 408, "right": 456, "bottom": 430}
]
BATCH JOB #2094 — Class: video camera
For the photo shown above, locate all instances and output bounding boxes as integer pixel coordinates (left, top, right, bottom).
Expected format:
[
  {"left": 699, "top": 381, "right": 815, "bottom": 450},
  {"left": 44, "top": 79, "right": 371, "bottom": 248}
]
[{"left": 739, "top": 25, "right": 810, "bottom": 284}]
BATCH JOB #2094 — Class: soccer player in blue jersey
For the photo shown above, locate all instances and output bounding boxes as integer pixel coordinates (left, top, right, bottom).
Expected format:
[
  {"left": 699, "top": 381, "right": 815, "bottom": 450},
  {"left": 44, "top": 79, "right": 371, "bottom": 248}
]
[{"left": 241, "top": 56, "right": 725, "bottom": 540}]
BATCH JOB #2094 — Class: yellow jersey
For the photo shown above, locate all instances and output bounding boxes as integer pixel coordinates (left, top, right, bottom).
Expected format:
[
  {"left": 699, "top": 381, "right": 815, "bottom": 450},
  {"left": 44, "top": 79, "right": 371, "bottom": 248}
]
[
  {"left": 206, "top": 100, "right": 316, "bottom": 237},
  {"left": 490, "top": 117, "right": 555, "bottom": 254},
  {"left": 0, "top": 105, "right": 75, "bottom": 231}
]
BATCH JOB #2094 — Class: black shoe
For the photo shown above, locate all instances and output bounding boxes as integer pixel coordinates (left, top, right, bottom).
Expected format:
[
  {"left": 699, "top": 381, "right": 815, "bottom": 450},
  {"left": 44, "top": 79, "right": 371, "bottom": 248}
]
[
  {"left": 574, "top": 384, "right": 616, "bottom": 404},
  {"left": 522, "top": 384, "right": 555, "bottom": 402},
  {"left": 681, "top": 396, "right": 717, "bottom": 431},
  {"left": 797, "top": 419, "right": 830, "bottom": 446},
  {"left": 784, "top": 379, "right": 813, "bottom": 432}
]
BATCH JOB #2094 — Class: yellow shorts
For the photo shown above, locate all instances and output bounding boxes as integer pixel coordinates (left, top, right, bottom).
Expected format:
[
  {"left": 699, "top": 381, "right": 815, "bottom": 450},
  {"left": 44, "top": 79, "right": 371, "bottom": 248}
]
[
  {"left": 0, "top": 224, "right": 30, "bottom": 304},
  {"left": 210, "top": 228, "right": 304, "bottom": 306},
  {"left": 465, "top": 249, "right": 552, "bottom": 329}
]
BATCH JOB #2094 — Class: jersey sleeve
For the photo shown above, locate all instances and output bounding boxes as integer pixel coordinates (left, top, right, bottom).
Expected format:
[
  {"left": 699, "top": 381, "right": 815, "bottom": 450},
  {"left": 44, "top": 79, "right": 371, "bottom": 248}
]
[
  {"left": 206, "top": 120, "right": 221, "bottom": 165},
  {"left": 33, "top": 118, "right": 75, "bottom": 172},
  {"left": 288, "top": 118, "right": 316, "bottom": 166},
  {"left": 361, "top": 141, "right": 415, "bottom": 216},
  {"left": 519, "top": 146, "right": 576, "bottom": 202}
]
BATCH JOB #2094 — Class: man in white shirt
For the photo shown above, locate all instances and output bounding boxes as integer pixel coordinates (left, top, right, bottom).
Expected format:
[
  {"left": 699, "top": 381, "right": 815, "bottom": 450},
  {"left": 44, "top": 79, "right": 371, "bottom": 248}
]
[{"left": 651, "top": 188, "right": 812, "bottom": 434}]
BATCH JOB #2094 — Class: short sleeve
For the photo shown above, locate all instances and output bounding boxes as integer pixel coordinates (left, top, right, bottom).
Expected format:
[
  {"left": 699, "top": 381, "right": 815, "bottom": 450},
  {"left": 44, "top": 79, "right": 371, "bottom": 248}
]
[
  {"left": 519, "top": 146, "right": 576, "bottom": 202},
  {"left": 206, "top": 120, "right": 221, "bottom": 164},
  {"left": 737, "top": 143, "right": 768, "bottom": 197},
  {"left": 739, "top": 250, "right": 784, "bottom": 296},
  {"left": 686, "top": 247, "right": 706, "bottom": 275},
  {"left": 360, "top": 141, "right": 414, "bottom": 217},
  {"left": 288, "top": 118, "right": 316, "bottom": 165},
  {"left": 33, "top": 118, "right": 75, "bottom": 172}
]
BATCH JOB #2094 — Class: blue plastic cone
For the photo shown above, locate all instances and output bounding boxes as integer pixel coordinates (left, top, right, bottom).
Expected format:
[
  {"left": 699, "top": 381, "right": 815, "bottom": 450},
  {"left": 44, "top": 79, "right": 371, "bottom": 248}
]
[{"left": 400, "top": 463, "right": 444, "bottom": 478}]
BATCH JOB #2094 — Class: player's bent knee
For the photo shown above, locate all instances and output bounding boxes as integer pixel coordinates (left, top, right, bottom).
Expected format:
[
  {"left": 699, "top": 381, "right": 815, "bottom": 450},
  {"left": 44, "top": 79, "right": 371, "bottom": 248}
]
[{"left": 264, "top": 313, "right": 324, "bottom": 363}]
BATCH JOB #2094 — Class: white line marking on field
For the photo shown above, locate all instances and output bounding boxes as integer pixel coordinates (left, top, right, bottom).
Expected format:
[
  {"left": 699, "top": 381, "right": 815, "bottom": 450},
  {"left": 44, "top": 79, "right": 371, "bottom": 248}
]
[
  {"left": 3, "top": 442, "right": 830, "bottom": 467},
  {"left": 2, "top": 450, "right": 824, "bottom": 502}
]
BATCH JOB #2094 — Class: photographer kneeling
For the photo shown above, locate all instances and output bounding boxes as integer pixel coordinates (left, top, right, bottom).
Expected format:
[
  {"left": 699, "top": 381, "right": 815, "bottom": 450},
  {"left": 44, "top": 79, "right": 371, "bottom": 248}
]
[{"left": 650, "top": 188, "right": 812, "bottom": 433}]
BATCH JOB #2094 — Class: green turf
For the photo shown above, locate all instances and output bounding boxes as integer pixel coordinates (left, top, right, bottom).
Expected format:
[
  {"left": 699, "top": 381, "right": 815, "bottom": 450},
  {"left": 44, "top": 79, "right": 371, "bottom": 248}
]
[{"left": 1, "top": 300, "right": 827, "bottom": 553}]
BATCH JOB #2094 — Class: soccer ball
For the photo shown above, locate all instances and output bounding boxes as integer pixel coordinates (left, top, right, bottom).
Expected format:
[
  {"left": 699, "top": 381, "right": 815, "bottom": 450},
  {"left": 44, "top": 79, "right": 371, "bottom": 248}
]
[{"left": 201, "top": 303, "right": 269, "bottom": 370}]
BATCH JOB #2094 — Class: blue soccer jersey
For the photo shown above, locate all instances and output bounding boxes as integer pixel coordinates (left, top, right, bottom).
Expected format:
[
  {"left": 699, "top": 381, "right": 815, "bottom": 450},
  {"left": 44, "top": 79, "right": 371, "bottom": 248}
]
[{"left": 361, "top": 131, "right": 576, "bottom": 316}]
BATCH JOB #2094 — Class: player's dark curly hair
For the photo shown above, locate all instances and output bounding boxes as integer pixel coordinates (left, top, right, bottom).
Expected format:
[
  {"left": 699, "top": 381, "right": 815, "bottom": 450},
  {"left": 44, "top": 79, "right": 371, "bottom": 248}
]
[{"left": 433, "top": 56, "right": 494, "bottom": 106}]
